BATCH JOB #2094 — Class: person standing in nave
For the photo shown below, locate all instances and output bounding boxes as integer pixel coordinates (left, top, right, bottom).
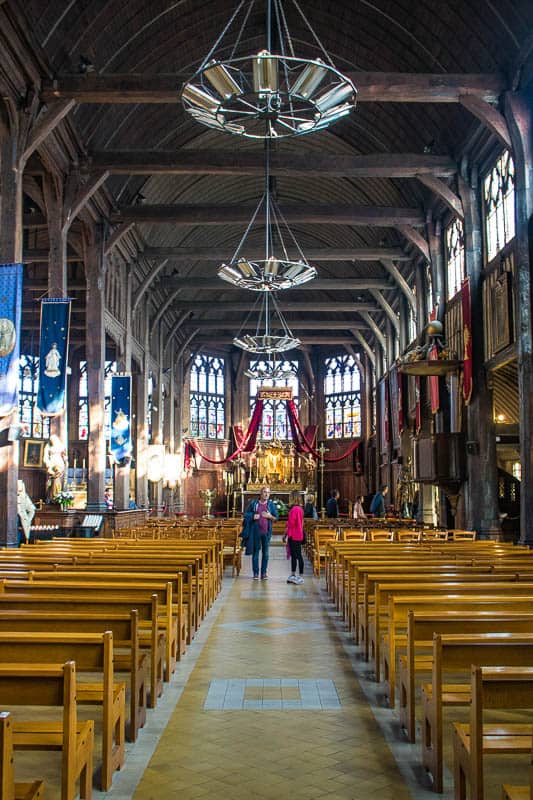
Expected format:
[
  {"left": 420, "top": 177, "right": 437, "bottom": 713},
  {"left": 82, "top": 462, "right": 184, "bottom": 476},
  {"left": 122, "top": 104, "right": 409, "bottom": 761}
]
[
  {"left": 243, "top": 486, "right": 279, "bottom": 580},
  {"left": 303, "top": 493, "right": 318, "bottom": 520},
  {"left": 326, "top": 489, "right": 340, "bottom": 518},
  {"left": 352, "top": 495, "right": 366, "bottom": 520},
  {"left": 283, "top": 490, "right": 305, "bottom": 584},
  {"left": 369, "top": 485, "right": 388, "bottom": 518}
]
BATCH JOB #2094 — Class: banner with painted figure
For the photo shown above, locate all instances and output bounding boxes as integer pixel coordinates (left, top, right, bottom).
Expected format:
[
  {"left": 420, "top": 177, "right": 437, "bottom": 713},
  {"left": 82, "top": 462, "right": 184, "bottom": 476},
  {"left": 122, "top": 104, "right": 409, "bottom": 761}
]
[
  {"left": 0, "top": 263, "right": 23, "bottom": 417},
  {"left": 110, "top": 374, "right": 132, "bottom": 464},
  {"left": 37, "top": 299, "right": 71, "bottom": 416}
]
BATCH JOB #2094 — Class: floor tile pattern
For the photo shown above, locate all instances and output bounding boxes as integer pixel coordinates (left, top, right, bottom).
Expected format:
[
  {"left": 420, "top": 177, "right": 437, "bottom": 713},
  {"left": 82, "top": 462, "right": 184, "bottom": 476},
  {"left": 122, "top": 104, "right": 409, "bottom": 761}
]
[{"left": 204, "top": 678, "right": 341, "bottom": 710}]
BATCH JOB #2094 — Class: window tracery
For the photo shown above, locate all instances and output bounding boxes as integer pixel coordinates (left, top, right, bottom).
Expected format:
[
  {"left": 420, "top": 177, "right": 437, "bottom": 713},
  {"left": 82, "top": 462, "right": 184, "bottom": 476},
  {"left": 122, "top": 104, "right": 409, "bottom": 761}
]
[
  {"left": 324, "top": 355, "right": 361, "bottom": 439},
  {"left": 190, "top": 355, "right": 225, "bottom": 439}
]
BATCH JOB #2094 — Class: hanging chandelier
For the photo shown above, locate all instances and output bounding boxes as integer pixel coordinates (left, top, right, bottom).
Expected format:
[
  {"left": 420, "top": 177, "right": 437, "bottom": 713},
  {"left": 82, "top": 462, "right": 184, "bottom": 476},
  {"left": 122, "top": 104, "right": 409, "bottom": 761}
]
[
  {"left": 218, "top": 139, "right": 317, "bottom": 290},
  {"left": 180, "top": 0, "right": 357, "bottom": 139},
  {"left": 233, "top": 290, "right": 300, "bottom": 353},
  {"left": 244, "top": 355, "right": 297, "bottom": 380}
]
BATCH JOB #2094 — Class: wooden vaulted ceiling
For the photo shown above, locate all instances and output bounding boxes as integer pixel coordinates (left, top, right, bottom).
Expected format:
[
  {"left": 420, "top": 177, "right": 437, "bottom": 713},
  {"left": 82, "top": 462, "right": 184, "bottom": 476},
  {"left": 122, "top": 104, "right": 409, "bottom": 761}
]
[{"left": 15, "top": 0, "right": 533, "bottom": 355}]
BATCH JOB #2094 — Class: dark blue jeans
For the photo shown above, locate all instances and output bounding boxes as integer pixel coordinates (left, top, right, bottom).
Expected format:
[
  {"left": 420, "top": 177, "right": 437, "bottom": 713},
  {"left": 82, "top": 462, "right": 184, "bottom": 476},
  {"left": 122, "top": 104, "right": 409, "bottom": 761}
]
[{"left": 252, "top": 534, "right": 270, "bottom": 577}]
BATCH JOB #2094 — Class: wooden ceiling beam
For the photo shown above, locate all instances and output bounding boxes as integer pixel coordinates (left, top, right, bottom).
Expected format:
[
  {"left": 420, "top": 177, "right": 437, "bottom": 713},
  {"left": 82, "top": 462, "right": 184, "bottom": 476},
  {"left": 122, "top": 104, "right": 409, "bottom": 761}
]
[
  {"left": 191, "top": 336, "right": 359, "bottom": 345},
  {"left": 182, "top": 320, "right": 368, "bottom": 330},
  {"left": 111, "top": 204, "right": 425, "bottom": 227},
  {"left": 42, "top": 73, "right": 505, "bottom": 104},
  {"left": 23, "top": 249, "right": 80, "bottom": 262},
  {"left": 161, "top": 277, "right": 390, "bottom": 291},
  {"left": 143, "top": 246, "right": 409, "bottom": 261},
  {"left": 86, "top": 150, "right": 457, "bottom": 178},
  {"left": 171, "top": 301, "right": 378, "bottom": 312}
]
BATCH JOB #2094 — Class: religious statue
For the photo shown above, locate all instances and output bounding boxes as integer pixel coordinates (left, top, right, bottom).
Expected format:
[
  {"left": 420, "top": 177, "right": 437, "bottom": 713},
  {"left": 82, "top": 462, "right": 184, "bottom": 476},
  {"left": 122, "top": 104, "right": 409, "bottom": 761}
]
[
  {"left": 17, "top": 479, "right": 36, "bottom": 542},
  {"left": 44, "top": 342, "right": 61, "bottom": 378},
  {"left": 43, "top": 434, "right": 68, "bottom": 501}
]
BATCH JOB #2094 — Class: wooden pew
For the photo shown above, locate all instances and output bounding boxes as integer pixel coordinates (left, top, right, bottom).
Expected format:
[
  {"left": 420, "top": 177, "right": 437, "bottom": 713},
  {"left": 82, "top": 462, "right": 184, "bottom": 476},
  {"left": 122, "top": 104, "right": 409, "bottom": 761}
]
[
  {"left": 0, "top": 712, "right": 44, "bottom": 800},
  {"left": 397, "top": 608, "right": 533, "bottom": 743},
  {"left": 0, "top": 661, "right": 93, "bottom": 800},
  {"left": 0, "top": 609, "right": 147, "bottom": 743},
  {"left": 24, "top": 570, "right": 186, "bottom": 673},
  {"left": 502, "top": 741, "right": 532, "bottom": 800},
  {"left": 367, "top": 581, "right": 533, "bottom": 682},
  {"left": 421, "top": 633, "right": 533, "bottom": 793},
  {"left": 453, "top": 666, "right": 533, "bottom": 800},
  {"left": 1, "top": 578, "right": 177, "bottom": 686},
  {"left": 0, "top": 632, "right": 125, "bottom": 791},
  {"left": 0, "top": 592, "right": 163, "bottom": 709}
]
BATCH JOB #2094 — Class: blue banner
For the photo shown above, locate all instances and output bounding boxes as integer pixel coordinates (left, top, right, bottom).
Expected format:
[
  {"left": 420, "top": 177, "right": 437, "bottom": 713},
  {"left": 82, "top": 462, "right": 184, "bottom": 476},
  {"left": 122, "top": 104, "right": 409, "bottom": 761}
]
[
  {"left": 37, "top": 299, "right": 71, "bottom": 416},
  {"left": 110, "top": 374, "right": 132, "bottom": 464},
  {"left": 0, "top": 263, "right": 23, "bottom": 417}
]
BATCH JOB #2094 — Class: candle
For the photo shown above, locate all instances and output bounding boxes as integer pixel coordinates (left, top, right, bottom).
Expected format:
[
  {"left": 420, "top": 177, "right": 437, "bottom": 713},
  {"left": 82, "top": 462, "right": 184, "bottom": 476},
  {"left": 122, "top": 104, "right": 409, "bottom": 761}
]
[{"left": 82, "top": 458, "right": 86, "bottom": 475}]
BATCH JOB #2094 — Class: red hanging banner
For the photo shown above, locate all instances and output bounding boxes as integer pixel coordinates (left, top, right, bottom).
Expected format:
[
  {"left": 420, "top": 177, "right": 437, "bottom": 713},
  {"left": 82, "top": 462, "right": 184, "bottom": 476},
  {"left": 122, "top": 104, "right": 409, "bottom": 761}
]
[{"left": 461, "top": 277, "right": 473, "bottom": 404}]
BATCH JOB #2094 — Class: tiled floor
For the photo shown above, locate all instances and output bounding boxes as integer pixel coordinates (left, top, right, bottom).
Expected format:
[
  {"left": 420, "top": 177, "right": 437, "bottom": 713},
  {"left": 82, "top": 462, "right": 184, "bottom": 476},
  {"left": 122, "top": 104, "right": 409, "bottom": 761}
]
[
  {"left": 130, "top": 548, "right": 417, "bottom": 800},
  {"left": 14, "top": 547, "right": 530, "bottom": 799}
]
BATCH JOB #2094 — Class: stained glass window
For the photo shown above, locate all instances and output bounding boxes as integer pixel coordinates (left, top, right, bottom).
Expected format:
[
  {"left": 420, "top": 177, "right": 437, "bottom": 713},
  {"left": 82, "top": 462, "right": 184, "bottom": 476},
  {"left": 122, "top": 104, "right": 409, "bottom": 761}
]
[
  {"left": 18, "top": 355, "right": 50, "bottom": 439},
  {"left": 190, "top": 355, "right": 225, "bottom": 439},
  {"left": 484, "top": 150, "right": 516, "bottom": 262},
  {"left": 445, "top": 218, "right": 465, "bottom": 300},
  {"left": 324, "top": 355, "right": 361, "bottom": 439},
  {"left": 78, "top": 360, "right": 117, "bottom": 440},
  {"left": 249, "top": 359, "right": 298, "bottom": 440}
]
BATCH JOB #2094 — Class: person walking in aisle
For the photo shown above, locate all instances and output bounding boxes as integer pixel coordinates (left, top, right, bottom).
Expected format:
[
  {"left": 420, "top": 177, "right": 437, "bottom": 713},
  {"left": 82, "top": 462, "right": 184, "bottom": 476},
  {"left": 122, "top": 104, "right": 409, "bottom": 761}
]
[
  {"left": 243, "top": 486, "right": 278, "bottom": 580},
  {"left": 283, "top": 490, "right": 305, "bottom": 584},
  {"left": 303, "top": 494, "right": 318, "bottom": 520}
]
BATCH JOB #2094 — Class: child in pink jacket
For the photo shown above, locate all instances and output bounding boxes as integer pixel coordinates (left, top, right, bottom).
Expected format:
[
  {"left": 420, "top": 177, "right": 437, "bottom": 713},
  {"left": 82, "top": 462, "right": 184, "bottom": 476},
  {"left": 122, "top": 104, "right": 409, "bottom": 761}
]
[{"left": 283, "top": 490, "right": 305, "bottom": 584}]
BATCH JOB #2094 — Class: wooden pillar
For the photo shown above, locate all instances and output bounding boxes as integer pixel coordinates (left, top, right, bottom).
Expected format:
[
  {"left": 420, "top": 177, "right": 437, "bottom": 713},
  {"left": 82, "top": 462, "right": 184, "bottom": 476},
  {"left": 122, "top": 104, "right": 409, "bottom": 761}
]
[
  {"left": 84, "top": 225, "right": 107, "bottom": 511},
  {"left": 505, "top": 89, "right": 533, "bottom": 545},
  {"left": 135, "top": 306, "right": 150, "bottom": 509},
  {"left": 43, "top": 174, "right": 69, "bottom": 448},
  {"left": 0, "top": 110, "right": 23, "bottom": 546},
  {"left": 458, "top": 171, "right": 501, "bottom": 539}
]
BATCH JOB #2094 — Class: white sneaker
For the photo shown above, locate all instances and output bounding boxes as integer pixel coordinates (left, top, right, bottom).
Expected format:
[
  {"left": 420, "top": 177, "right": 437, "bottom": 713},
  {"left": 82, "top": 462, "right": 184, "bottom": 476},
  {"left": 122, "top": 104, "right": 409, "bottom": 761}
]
[
  {"left": 295, "top": 576, "right": 304, "bottom": 584},
  {"left": 287, "top": 575, "right": 297, "bottom": 584}
]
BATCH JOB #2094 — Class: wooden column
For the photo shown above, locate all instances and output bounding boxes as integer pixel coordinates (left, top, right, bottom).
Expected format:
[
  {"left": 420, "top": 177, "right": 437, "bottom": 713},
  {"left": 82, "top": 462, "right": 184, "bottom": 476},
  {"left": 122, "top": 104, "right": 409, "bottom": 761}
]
[
  {"left": 135, "top": 306, "right": 149, "bottom": 509},
  {"left": 505, "top": 89, "right": 533, "bottom": 546},
  {"left": 84, "top": 225, "right": 107, "bottom": 511},
  {"left": 0, "top": 111, "right": 23, "bottom": 546},
  {"left": 458, "top": 171, "right": 501, "bottom": 539},
  {"left": 43, "top": 174, "right": 69, "bottom": 447}
]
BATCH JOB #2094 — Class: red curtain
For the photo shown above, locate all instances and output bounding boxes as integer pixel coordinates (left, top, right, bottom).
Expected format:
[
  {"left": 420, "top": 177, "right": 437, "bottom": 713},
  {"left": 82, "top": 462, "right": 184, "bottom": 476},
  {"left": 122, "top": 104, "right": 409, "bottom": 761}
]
[
  {"left": 184, "top": 399, "right": 264, "bottom": 465},
  {"left": 428, "top": 308, "right": 440, "bottom": 414},
  {"left": 287, "top": 400, "right": 359, "bottom": 462}
]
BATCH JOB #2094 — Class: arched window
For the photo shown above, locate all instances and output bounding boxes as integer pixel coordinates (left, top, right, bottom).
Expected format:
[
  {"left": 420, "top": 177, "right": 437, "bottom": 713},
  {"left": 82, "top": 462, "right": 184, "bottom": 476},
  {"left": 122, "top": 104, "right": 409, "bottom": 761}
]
[
  {"left": 190, "top": 355, "right": 225, "bottom": 439},
  {"left": 445, "top": 218, "right": 465, "bottom": 300},
  {"left": 18, "top": 355, "right": 50, "bottom": 439},
  {"left": 249, "top": 359, "right": 298, "bottom": 440},
  {"left": 324, "top": 355, "right": 361, "bottom": 439},
  {"left": 483, "top": 151, "right": 515, "bottom": 262},
  {"left": 78, "top": 360, "right": 117, "bottom": 440}
]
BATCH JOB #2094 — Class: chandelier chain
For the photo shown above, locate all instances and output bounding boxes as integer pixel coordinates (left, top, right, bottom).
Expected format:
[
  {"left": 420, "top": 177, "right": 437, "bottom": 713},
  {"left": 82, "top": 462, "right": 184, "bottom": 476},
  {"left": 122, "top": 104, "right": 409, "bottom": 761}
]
[
  {"left": 291, "top": 0, "right": 335, "bottom": 67},
  {"left": 198, "top": 0, "right": 247, "bottom": 73},
  {"left": 230, "top": 0, "right": 255, "bottom": 61}
]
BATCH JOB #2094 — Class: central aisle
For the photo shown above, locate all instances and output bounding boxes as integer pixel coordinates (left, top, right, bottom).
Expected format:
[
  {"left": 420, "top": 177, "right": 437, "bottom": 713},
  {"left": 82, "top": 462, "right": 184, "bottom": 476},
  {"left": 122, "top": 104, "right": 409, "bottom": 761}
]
[{"left": 133, "top": 548, "right": 413, "bottom": 800}]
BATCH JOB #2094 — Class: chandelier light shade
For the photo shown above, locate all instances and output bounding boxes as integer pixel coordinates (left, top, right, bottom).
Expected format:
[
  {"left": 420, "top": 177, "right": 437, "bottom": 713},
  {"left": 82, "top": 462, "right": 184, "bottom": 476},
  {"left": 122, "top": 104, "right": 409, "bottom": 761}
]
[
  {"left": 179, "top": 0, "right": 357, "bottom": 139},
  {"left": 233, "top": 291, "right": 300, "bottom": 354},
  {"left": 217, "top": 138, "right": 318, "bottom": 291}
]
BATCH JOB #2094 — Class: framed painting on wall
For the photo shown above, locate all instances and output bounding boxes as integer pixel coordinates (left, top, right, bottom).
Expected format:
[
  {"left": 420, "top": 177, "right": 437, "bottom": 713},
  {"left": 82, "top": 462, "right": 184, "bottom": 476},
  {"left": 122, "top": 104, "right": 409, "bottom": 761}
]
[{"left": 23, "top": 439, "right": 44, "bottom": 468}]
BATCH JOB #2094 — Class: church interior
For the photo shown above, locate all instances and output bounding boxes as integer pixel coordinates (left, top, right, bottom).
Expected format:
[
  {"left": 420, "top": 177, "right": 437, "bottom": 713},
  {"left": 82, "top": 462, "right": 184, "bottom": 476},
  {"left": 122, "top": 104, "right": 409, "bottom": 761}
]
[{"left": 0, "top": 0, "right": 533, "bottom": 798}]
